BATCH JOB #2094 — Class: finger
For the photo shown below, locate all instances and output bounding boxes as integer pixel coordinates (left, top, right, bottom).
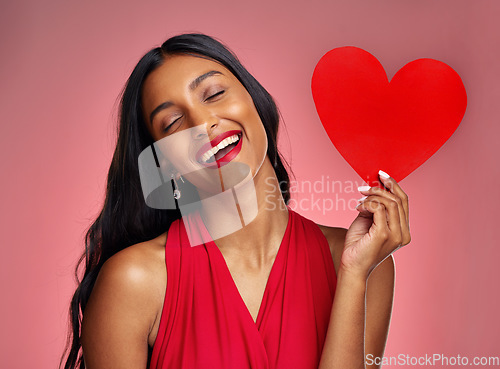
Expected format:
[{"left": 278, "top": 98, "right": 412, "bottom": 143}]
[
  {"left": 358, "top": 196, "right": 402, "bottom": 247},
  {"left": 377, "top": 171, "right": 411, "bottom": 245},
  {"left": 355, "top": 199, "right": 390, "bottom": 241},
  {"left": 377, "top": 170, "right": 409, "bottom": 224},
  {"left": 358, "top": 184, "right": 408, "bottom": 240}
]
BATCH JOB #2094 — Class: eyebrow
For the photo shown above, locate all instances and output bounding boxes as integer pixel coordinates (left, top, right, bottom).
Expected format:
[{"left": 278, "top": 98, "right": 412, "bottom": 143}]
[{"left": 148, "top": 70, "right": 223, "bottom": 125}]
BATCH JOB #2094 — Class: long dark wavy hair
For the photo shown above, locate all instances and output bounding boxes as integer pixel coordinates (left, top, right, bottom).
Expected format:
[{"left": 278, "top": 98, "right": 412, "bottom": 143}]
[{"left": 60, "top": 33, "right": 292, "bottom": 369}]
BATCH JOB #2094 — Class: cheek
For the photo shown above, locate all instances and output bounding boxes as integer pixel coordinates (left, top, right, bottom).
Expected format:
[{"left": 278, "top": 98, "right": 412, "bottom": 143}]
[
  {"left": 223, "top": 95, "right": 252, "bottom": 118},
  {"left": 246, "top": 108, "right": 268, "bottom": 155},
  {"left": 224, "top": 95, "right": 267, "bottom": 141},
  {"left": 155, "top": 138, "right": 192, "bottom": 174}
]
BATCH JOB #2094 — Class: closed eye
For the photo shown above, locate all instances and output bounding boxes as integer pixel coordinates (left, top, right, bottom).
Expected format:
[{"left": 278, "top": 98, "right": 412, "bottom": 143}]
[
  {"left": 163, "top": 116, "right": 181, "bottom": 132},
  {"left": 205, "top": 90, "right": 225, "bottom": 101}
]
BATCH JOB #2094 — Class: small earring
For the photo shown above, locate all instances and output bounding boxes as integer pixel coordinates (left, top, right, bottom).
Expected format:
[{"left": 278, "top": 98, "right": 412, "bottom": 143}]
[{"left": 171, "top": 174, "right": 181, "bottom": 200}]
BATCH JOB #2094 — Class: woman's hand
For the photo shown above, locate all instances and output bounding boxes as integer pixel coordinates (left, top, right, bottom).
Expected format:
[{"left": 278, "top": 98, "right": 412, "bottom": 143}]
[{"left": 341, "top": 170, "right": 411, "bottom": 280}]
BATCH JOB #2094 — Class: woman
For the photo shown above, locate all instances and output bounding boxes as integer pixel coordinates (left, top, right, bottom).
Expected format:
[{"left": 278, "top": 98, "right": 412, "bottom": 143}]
[{"left": 61, "top": 33, "right": 411, "bottom": 369}]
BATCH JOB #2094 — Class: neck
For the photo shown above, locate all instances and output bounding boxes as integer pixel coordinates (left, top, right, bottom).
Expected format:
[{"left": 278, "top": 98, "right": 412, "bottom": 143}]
[{"left": 196, "top": 157, "right": 289, "bottom": 268}]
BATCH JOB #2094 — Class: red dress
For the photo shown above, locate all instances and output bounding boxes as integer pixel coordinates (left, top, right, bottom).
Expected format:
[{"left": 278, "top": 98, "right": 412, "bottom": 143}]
[{"left": 150, "top": 207, "right": 337, "bottom": 369}]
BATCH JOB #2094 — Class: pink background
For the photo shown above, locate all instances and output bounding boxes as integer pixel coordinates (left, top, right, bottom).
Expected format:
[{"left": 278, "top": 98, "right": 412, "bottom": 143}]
[{"left": 1, "top": 0, "right": 499, "bottom": 368}]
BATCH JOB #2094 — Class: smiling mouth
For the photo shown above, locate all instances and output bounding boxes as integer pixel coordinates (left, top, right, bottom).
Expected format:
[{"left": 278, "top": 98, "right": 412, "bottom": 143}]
[
  {"left": 200, "top": 133, "right": 240, "bottom": 162},
  {"left": 196, "top": 131, "right": 243, "bottom": 167}
]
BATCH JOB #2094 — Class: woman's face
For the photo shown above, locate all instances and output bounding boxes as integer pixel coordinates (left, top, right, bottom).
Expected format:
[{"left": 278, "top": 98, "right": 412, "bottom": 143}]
[{"left": 141, "top": 54, "right": 268, "bottom": 195}]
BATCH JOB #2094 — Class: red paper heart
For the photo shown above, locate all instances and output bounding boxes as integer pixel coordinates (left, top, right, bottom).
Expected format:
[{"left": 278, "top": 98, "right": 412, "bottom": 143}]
[{"left": 311, "top": 46, "right": 467, "bottom": 187}]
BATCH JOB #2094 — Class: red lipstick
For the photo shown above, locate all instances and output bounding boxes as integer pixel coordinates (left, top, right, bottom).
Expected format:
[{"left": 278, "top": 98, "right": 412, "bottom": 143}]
[{"left": 196, "top": 129, "right": 242, "bottom": 168}]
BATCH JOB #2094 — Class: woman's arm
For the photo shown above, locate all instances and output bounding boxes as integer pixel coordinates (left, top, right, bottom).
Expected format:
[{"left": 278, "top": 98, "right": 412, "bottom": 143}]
[
  {"left": 318, "top": 258, "right": 367, "bottom": 369},
  {"left": 319, "top": 172, "right": 409, "bottom": 369},
  {"left": 365, "top": 254, "right": 395, "bottom": 368},
  {"left": 81, "top": 243, "right": 165, "bottom": 369},
  {"left": 319, "top": 259, "right": 395, "bottom": 369},
  {"left": 319, "top": 228, "right": 395, "bottom": 369}
]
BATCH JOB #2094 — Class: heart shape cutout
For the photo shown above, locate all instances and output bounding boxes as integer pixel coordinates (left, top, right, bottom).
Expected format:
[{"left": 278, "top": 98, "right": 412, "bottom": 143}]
[{"left": 311, "top": 46, "right": 467, "bottom": 187}]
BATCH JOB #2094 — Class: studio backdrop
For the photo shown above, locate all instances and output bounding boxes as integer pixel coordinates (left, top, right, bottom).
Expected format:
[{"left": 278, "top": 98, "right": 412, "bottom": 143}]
[{"left": 1, "top": 1, "right": 498, "bottom": 368}]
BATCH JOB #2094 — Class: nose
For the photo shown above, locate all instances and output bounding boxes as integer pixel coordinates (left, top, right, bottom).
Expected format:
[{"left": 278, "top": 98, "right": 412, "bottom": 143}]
[{"left": 189, "top": 109, "right": 219, "bottom": 140}]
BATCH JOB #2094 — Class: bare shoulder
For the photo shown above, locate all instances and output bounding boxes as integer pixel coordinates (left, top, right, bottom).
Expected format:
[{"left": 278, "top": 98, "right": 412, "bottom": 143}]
[
  {"left": 316, "top": 224, "right": 348, "bottom": 274},
  {"left": 93, "top": 232, "right": 168, "bottom": 308},
  {"left": 81, "top": 232, "right": 168, "bottom": 368},
  {"left": 99, "top": 232, "right": 168, "bottom": 283}
]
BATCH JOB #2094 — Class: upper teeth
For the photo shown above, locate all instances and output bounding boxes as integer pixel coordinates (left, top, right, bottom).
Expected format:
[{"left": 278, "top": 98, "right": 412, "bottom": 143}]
[{"left": 201, "top": 134, "right": 240, "bottom": 163}]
